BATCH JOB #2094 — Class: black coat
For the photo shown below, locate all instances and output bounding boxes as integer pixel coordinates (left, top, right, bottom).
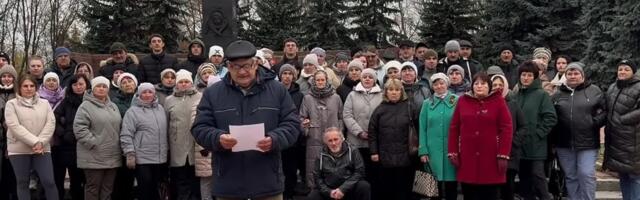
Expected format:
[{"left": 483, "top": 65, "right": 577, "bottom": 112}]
[
  {"left": 552, "top": 83, "right": 606, "bottom": 150},
  {"left": 273, "top": 56, "right": 303, "bottom": 76},
  {"left": 139, "top": 52, "right": 178, "bottom": 84},
  {"left": 313, "top": 143, "right": 365, "bottom": 197},
  {"left": 46, "top": 59, "right": 77, "bottom": 88},
  {"left": 460, "top": 58, "right": 483, "bottom": 82},
  {"left": 337, "top": 78, "right": 359, "bottom": 103},
  {"left": 605, "top": 77, "right": 640, "bottom": 173},
  {"left": 53, "top": 93, "right": 83, "bottom": 152},
  {"left": 99, "top": 57, "right": 140, "bottom": 81},
  {"left": 287, "top": 82, "right": 304, "bottom": 113},
  {"left": 507, "top": 94, "right": 527, "bottom": 170},
  {"left": 176, "top": 39, "right": 207, "bottom": 75},
  {"left": 368, "top": 99, "right": 416, "bottom": 168}
]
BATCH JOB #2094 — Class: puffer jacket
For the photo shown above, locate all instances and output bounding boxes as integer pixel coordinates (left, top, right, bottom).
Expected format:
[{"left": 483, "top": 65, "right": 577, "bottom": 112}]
[
  {"left": 73, "top": 91, "right": 122, "bottom": 169},
  {"left": 368, "top": 99, "right": 416, "bottom": 168},
  {"left": 111, "top": 90, "right": 135, "bottom": 117},
  {"left": 166, "top": 88, "right": 201, "bottom": 167},
  {"left": 604, "top": 77, "right": 640, "bottom": 173},
  {"left": 343, "top": 83, "right": 383, "bottom": 148},
  {"left": 53, "top": 93, "right": 83, "bottom": 151},
  {"left": 312, "top": 143, "right": 365, "bottom": 197},
  {"left": 5, "top": 94, "right": 55, "bottom": 155},
  {"left": 139, "top": 51, "right": 178, "bottom": 84},
  {"left": 176, "top": 39, "right": 207, "bottom": 75},
  {"left": 552, "top": 82, "right": 606, "bottom": 150},
  {"left": 120, "top": 95, "right": 168, "bottom": 164},
  {"left": 99, "top": 54, "right": 140, "bottom": 81}
]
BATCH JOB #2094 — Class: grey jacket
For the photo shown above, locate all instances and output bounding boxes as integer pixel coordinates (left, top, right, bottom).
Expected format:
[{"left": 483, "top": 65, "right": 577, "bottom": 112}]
[
  {"left": 73, "top": 91, "right": 122, "bottom": 169},
  {"left": 343, "top": 83, "right": 383, "bottom": 148},
  {"left": 165, "top": 88, "right": 201, "bottom": 167},
  {"left": 120, "top": 95, "right": 168, "bottom": 164}
]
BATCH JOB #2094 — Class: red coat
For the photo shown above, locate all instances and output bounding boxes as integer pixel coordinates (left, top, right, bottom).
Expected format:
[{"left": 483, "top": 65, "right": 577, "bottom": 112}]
[{"left": 448, "top": 91, "right": 513, "bottom": 184}]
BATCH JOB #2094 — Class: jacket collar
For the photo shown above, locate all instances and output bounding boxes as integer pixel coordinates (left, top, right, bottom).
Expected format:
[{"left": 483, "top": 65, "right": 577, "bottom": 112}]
[
  {"left": 354, "top": 83, "right": 381, "bottom": 93},
  {"left": 430, "top": 92, "right": 456, "bottom": 109}
]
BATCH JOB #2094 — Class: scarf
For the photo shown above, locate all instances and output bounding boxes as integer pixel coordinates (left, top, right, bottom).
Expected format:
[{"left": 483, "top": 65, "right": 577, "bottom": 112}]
[
  {"left": 0, "top": 84, "right": 13, "bottom": 90},
  {"left": 310, "top": 80, "right": 335, "bottom": 99},
  {"left": 39, "top": 85, "right": 65, "bottom": 108},
  {"left": 434, "top": 91, "right": 448, "bottom": 99}
]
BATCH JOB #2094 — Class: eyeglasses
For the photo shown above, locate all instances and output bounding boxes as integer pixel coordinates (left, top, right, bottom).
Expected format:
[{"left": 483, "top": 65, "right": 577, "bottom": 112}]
[{"left": 228, "top": 61, "right": 255, "bottom": 71}]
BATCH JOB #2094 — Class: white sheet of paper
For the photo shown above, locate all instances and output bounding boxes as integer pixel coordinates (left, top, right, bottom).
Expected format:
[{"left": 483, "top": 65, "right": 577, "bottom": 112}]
[{"left": 229, "top": 123, "right": 265, "bottom": 152}]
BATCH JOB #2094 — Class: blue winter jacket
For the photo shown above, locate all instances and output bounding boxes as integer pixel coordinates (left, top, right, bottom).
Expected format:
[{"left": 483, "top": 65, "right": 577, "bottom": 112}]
[{"left": 191, "top": 66, "right": 302, "bottom": 198}]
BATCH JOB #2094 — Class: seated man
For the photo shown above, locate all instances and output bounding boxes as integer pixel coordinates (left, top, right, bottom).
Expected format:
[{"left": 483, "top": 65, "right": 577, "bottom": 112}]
[{"left": 307, "top": 127, "right": 370, "bottom": 200}]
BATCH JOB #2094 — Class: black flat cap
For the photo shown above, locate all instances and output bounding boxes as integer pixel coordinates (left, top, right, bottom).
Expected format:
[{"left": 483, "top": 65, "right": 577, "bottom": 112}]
[{"left": 225, "top": 40, "right": 257, "bottom": 61}]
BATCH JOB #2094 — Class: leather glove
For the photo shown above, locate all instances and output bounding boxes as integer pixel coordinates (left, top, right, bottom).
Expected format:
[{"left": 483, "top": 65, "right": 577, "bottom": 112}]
[
  {"left": 126, "top": 154, "right": 136, "bottom": 169},
  {"left": 498, "top": 158, "right": 508, "bottom": 174}
]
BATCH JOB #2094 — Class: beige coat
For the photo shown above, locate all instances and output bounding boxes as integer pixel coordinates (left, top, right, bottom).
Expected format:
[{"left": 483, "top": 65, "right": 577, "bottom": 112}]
[
  {"left": 5, "top": 95, "right": 55, "bottom": 155},
  {"left": 165, "top": 88, "right": 201, "bottom": 167}
]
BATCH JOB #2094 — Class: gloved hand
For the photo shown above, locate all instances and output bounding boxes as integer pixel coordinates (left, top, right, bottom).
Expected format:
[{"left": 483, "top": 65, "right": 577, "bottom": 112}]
[
  {"left": 498, "top": 157, "right": 508, "bottom": 174},
  {"left": 126, "top": 153, "right": 136, "bottom": 169}
]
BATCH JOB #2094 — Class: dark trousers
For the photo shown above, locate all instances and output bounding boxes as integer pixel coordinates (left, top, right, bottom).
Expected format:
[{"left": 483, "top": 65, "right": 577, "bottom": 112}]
[
  {"left": 461, "top": 183, "right": 499, "bottom": 200},
  {"left": 170, "top": 165, "right": 200, "bottom": 200},
  {"left": 282, "top": 144, "right": 305, "bottom": 198},
  {"left": 53, "top": 149, "right": 85, "bottom": 200},
  {"left": 84, "top": 168, "right": 117, "bottom": 200},
  {"left": 136, "top": 163, "right": 168, "bottom": 200},
  {"left": 519, "top": 160, "right": 551, "bottom": 200},
  {"left": 111, "top": 159, "right": 135, "bottom": 200},
  {"left": 500, "top": 169, "right": 518, "bottom": 200},
  {"left": 9, "top": 153, "right": 59, "bottom": 200},
  {"left": 433, "top": 181, "right": 458, "bottom": 200},
  {"left": 0, "top": 152, "right": 17, "bottom": 200},
  {"left": 376, "top": 166, "right": 414, "bottom": 200},
  {"left": 306, "top": 180, "right": 371, "bottom": 200},
  {"left": 357, "top": 148, "right": 379, "bottom": 200}
]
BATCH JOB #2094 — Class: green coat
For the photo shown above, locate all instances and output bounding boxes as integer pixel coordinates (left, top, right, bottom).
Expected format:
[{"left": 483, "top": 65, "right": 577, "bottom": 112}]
[
  {"left": 418, "top": 92, "right": 458, "bottom": 181},
  {"left": 515, "top": 79, "right": 557, "bottom": 160}
]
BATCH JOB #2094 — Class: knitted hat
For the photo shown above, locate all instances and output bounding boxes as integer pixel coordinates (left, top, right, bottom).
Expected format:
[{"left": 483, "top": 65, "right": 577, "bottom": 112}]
[
  {"left": 618, "top": 59, "right": 637, "bottom": 74},
  {"left": 160, "top": 68, "right": 176, "bottom": 79},
  {"left": 0, "top": 65, "right": 18, "bottom": 79},
  {"left": 197, "top": 63, "right": 217, "bottom": 77},
  {"left": 303, "top": 54, "right": 319, "bottom": 67},
  {"left": 424, "top": 49, "right": 438, "bottom": 59},
  {"left": 361, "top": 68, "right": 377, "bottom": 78},
  {"left": 0, "top": 52, "right": 10, "bottom": 64},
  {"left": 278, "top": 64, "right": 298, "bottom": 80},
  {"left": 566, "top": 62, "right": 585, "bottom": 76},
  {"left": 110, "top": 42, "right": 126, "bottom": 53},
  {"left": 137, "top": 82, "right": 155, "bottom": 95},
  {"left": 383, "top": 60, "right": 402, "bottom": 73},
  {"left": 533, "top": 47, "right": 552, "bottom": 60},
  {"left": 117, "top": 72, "right": 138, "bottom": 87},
  {"left": 500, "top": 45, "right": 515, "bottom": 54},
  {"left": 486, "top": 65, "right": 505, "bottom": 76},
  {"left": 444, "top": 40, "right": 461, "bottom": 53},
  {"left": 447, "top": 65, "right": 465, "bottom": 79},
  {"left": 176, "top": 69, "right": 193, "bottom": 83},
  {"left": 91, "top": 76, "right": 110, "bottom": 89},
  {"left": 348, "top": 60, "right": 364, "bottom": 71},
  {"left": 335, "top": 53, "right": 350, "bottom": 63},
  {"left": 310, "top": 47, "right": 326, "bottom": 57},
  {"left": 44, "top": 72, "right": 60, "bottom": 83},
  {"left": 209, "top": 45, "right": 224, "bottom": 58},
  {"left": 430, "top": 72, "right": 450, "bottom": 87},
  {"left": 54, "top": 47, "right": 71, "bottom": 58},
  {"left": 401, "top": 62, "right": 418, "bottom": 73}
]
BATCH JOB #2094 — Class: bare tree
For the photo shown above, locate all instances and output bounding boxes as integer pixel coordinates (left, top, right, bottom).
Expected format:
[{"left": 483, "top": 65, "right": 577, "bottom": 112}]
[
  {"left": 48, "top": 0, "right": 81, "bottom": 51},
  {"left": 183, "top": 0, "right": 203, "bottom": 40}
]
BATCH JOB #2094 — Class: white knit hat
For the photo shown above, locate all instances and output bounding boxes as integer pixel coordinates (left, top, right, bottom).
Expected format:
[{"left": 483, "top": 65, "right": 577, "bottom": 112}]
[
  {"left": 383, "top": 60, "right": 402, "bottom": 73},
  {"left": 430, "top": 73, "right": 450, "bottom": 87},
  {"left": 91, "top": 76, "right": 110, "bottom": 89},
  {"left": 137, "top": 82, "right": 155, "bottom": 95},
  {"left": 209, "top": 45, "right": 224, "bottom": 58},
  {"left": 176, "top": 69, "right": 193, "bottom": 83},
  {"left": 43, "top": 72, "right": 59, "bottom": 83},
  {"left": 117, "top": 72, "right": 138, "bottom": 87}
]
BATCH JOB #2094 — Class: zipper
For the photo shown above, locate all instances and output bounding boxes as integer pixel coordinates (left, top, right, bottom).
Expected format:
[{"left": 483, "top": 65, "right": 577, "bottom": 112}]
[{"left": 570, "top": 91, "right": 574, "bottom": 150}]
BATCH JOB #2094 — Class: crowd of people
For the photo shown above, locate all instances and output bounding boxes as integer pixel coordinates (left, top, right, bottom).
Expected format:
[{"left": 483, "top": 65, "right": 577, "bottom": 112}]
[{"left": 0, "top": 34, "right": 638, "bottom": 200}]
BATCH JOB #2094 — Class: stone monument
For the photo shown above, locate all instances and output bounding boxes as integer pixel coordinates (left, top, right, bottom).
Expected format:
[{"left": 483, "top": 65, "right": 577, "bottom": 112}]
[{"left": 201, "top": 0, "right": 238, "bottom": 52}]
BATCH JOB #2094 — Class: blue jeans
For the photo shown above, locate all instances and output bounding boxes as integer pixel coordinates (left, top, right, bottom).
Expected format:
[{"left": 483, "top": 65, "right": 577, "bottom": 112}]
[
  {"left": 619, "top": 172, "right": 640, "bottom": 200},
  {"left": 556, "top": 148, "right": 597, "bottom": 200}
]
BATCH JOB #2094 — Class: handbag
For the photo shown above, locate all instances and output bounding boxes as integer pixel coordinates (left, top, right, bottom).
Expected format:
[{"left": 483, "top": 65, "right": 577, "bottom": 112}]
[
  {"left": 407, "top": 102, "right": 419, "bottom": 156},
  {"left": 412, "top": 164, "right": 439, "bottom": 197}
]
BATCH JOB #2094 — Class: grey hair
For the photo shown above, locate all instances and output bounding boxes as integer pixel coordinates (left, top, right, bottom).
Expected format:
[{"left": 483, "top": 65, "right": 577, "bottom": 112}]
[{"left": 323, "top": 127, "right": 344, "bottom": 140}]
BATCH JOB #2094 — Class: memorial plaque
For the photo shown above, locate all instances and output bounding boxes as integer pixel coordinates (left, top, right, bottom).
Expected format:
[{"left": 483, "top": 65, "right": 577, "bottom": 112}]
[{"left": 201, "top": 0, "right": 238, "bottom": 51}]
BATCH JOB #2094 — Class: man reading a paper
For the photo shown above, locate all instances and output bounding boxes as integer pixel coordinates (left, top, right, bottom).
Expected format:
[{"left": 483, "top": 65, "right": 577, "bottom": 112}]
[{"left": 191, "top": 40, "right": 301, "bottom": 200}]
